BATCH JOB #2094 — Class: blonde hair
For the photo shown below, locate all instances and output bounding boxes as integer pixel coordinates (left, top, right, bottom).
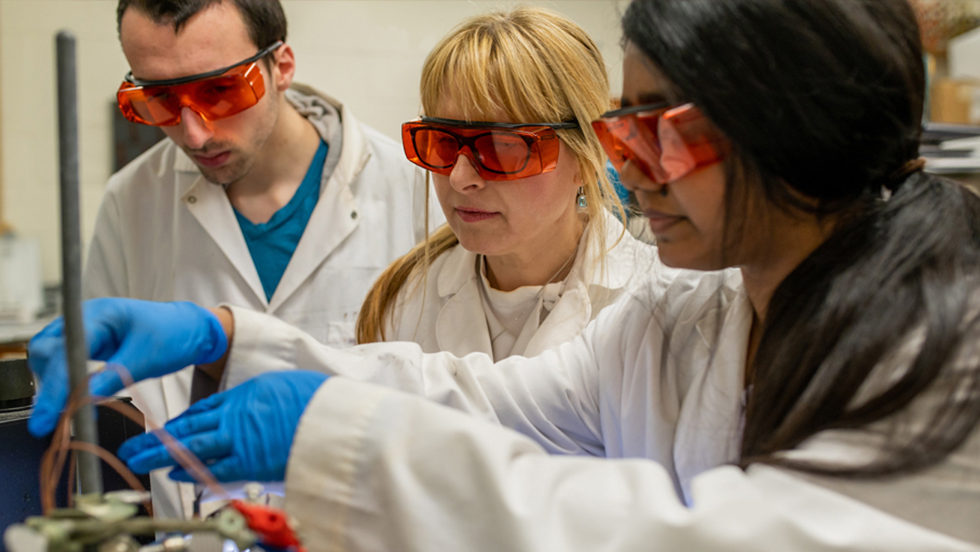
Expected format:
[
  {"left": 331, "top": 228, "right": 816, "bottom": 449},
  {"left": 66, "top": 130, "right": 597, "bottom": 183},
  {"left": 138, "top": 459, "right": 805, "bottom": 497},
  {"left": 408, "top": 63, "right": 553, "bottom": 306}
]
[{"left": 357, "top": 6, "right": 623, "bottom": 344}]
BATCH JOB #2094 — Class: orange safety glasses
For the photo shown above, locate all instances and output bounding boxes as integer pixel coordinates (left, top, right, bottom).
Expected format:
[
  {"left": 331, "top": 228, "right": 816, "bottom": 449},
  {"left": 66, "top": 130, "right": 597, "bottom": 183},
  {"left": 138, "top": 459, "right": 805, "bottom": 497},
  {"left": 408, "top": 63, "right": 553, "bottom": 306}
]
[
  {"left": 402, "top": 117, "right": 579, "bottom": 181},
  {"left": 592, "top": 102, "right": 725, "bottom": 185},
  {"left": 117, "top": 41, "right": 283, "bottom": 127}
]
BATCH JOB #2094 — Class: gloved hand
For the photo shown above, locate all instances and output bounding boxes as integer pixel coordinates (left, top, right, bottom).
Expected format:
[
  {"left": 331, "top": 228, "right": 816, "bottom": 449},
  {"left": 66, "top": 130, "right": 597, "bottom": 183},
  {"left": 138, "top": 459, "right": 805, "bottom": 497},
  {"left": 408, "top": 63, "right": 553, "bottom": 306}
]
[
  {"left": 117, "top": 370, "right": 329, "bottom": 483},
  {"left": 28, "top": 298, "right": 228, "bottom": 437}
]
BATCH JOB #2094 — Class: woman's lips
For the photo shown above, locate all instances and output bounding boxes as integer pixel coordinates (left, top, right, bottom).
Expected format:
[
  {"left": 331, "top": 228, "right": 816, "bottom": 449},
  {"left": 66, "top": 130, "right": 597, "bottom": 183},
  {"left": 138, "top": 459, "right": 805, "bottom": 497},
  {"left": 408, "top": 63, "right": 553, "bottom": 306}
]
[
  {"left": 194, "top": 151, "right": 231, "bottom": 168},
  {"left": 455, "top": 207, "right": 499, "bottom": 223},
  {"left": 643, "top": 210, "right": 684, "bottom": 234}
]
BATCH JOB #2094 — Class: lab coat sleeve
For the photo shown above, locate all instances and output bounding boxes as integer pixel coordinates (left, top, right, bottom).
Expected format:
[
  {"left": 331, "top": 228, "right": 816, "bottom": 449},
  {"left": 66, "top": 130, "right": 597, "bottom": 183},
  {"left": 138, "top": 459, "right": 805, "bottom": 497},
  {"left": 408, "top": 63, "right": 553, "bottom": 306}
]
[
  {"left": 284, "top": 377, "right": 978, "bottom": 552},
  {"left": 222, "top": 295, "right": 645, "bottom": 456},
  {"left": 83, "top": 186, "right": 129, "bottom": 299}
]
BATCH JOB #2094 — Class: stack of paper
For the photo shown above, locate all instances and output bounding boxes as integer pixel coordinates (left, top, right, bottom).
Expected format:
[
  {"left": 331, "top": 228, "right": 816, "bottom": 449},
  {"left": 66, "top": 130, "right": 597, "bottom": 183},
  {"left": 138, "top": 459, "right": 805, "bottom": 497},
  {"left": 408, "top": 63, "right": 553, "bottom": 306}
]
[{"left": 922, "top": 123, "right": 980, "bottom": 174}]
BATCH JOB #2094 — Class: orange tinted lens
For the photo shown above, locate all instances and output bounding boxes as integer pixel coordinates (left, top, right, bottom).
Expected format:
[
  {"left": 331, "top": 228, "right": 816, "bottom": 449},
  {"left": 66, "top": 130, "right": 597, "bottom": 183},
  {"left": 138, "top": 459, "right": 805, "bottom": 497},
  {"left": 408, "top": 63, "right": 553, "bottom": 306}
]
[
  {"left": 118, "top": 85, "right": 181, "bottom": 126},
  {"left": 116, "top": 63, "right": 263, "bottom": 126},
  {"left": 186, "top": 75, "right": 255, "bottom": 119},
  {"left": 412, "top": 128, "right": 460, "bottom": 170},
  {"left": 473, "top": 132, "right": 532, "bottom": 174},
  {"left": 659, "top": 106, "right": 724, "bottom": 170},
  {"left": 593, "top": 104, "right": 722, "bottom": 184},
  {"left": 401, "top": 122, "right": 559, "bottom": 181},
  {"left": 592, "top": 118, "right": 648, "bottom": 168},
  {"left": 591, "top": 121, "right": 623, "bottom": 165},
  {"left": 593, "top": 112, "right": 670, "bottom": 183}
]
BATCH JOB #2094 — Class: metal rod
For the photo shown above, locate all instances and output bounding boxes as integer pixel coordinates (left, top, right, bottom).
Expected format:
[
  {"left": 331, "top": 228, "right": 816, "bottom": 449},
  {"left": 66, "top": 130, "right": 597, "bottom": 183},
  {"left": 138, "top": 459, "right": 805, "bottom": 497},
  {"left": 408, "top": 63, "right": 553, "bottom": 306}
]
[{"left": 57, "top": 30, "right": 103, "bottom": 496}]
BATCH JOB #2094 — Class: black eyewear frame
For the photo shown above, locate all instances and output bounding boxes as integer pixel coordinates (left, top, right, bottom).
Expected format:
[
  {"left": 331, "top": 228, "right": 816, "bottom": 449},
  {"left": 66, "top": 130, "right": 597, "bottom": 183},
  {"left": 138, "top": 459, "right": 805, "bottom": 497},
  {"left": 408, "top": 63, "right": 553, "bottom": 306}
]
[
  {"left": 598, "top": 102, "right": 673, "bottom": 119},
  {"left": 123, "top": 40, "right": 284, "bottom": 87},
  {"left": 410, "top": 117, "right": 578, "bottom": 175},
  {"left": 420, "top": 116, "right": 579, "bottom": 130}
]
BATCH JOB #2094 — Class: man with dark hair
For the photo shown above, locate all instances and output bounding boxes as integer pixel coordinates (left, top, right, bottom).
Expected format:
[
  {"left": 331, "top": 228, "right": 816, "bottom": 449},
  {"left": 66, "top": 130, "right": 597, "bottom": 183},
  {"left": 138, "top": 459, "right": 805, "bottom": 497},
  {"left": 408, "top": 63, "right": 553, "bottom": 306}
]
[
  {"left": 86, "top": 0, "right": 439, "bottom": 519},
  {"left": 116, "top": 0, "right": 287, "bottom": 52}
]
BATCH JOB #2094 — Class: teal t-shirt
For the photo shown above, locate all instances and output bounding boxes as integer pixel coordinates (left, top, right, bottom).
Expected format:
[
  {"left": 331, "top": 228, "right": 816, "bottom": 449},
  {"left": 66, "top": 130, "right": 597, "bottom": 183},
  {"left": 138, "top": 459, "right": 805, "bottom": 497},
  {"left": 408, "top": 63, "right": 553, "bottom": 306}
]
[{"left": 235, "top": 139, "right": 328, "bottom": 301}]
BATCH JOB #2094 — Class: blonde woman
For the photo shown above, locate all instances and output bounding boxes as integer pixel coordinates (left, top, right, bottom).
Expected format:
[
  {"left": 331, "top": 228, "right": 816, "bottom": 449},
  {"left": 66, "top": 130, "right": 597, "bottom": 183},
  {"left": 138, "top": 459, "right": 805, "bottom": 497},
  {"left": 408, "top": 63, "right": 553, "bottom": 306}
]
[{"left": 356, "top": 7, "right": 652, "bottom": 360}]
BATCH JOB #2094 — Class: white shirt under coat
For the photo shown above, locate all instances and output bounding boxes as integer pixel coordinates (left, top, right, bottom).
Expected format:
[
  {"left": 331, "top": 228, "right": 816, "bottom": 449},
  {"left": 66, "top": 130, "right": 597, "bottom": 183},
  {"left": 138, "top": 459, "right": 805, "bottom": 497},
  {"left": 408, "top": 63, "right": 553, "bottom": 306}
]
[
  {"left": 83, "top": 84, "right": 442, "bottom": 519},
  {"left": 220, "top": 264, "right": 980, "bottom": 551},
  {"left": 383, "top": 213, "right": 653, "bottom": 361}
]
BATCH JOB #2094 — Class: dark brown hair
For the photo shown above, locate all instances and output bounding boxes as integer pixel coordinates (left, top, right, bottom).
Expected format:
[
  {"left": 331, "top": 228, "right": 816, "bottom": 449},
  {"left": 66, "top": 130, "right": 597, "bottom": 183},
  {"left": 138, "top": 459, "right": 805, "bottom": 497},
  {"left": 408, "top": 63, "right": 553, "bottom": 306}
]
[
  {"left": 117, "top": 0, "right": 286, "bottom": 50},
  {"left": 624, "top": 0, "right": 980, "bottom": 477}
]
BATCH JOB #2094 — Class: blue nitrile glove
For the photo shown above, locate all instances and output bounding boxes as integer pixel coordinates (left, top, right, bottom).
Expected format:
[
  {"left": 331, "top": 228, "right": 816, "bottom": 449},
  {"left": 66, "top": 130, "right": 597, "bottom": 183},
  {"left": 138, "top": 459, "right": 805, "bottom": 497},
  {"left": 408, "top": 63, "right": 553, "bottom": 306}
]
[
  {"left": 117, "top": 370, "right": 329, "bottom": 483},
  {"left": 28, "top": 298, "right": 228, "bottom": 437}
]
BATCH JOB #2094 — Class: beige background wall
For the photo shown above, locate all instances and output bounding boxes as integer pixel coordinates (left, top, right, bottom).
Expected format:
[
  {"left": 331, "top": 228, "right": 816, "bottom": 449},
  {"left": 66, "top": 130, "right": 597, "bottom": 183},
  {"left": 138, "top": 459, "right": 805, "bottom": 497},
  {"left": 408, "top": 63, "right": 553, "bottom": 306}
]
[
  {"left": 0, "top": 1, "right": 4, "bottom": 234},
  {"left": 0, "top": 0, "right": 627, "bottom": 284}
]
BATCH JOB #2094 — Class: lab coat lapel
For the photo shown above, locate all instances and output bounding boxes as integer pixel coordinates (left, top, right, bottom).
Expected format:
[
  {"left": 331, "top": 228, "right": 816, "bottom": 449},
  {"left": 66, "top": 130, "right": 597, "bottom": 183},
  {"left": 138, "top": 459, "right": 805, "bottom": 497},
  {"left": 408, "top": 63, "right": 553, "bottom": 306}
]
[
  {"left": 268, "top": 98, "right": 364, "bottom": 314},
  {"left": 177, "top": 155, "right": 267, "bottom": 306},
  {"left": 267, "top": 166, "right": 358, "bottom": 313},
  {"left": 523, "top": 285, "right": 589, "bottom": 357},
  {"left": 673, "top": 285, "right": 752, "bottom": 505},
  {"left": 524, "top": 215, "right": 631, "bottom": 357},
  {"left": 435, "top": 249, "right": 494, "bottom": 357}
]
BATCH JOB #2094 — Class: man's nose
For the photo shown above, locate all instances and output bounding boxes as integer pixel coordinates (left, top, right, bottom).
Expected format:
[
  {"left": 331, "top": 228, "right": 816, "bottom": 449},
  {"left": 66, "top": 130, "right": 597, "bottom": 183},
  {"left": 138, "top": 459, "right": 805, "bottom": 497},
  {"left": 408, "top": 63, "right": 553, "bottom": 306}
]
[{"left": 178, "top": 107, "right": 215, "bottom": 150}]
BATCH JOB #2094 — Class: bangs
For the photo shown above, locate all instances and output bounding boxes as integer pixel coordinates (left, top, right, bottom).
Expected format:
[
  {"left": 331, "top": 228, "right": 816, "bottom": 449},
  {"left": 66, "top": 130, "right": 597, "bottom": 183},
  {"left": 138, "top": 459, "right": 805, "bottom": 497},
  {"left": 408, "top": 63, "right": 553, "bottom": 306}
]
[
  {"left": 420, "top": 20, "right": 573, "bottom": 125},
  {"left": 410, "top": 6, "right": 627, "bottom": 297}
]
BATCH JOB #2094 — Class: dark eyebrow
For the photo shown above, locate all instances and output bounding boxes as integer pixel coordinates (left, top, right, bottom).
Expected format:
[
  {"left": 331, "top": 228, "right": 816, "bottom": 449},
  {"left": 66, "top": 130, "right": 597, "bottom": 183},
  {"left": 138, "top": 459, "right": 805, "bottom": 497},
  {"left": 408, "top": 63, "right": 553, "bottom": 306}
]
[{"left": 620, "top": 92, "right": 670, "bottom": 108}]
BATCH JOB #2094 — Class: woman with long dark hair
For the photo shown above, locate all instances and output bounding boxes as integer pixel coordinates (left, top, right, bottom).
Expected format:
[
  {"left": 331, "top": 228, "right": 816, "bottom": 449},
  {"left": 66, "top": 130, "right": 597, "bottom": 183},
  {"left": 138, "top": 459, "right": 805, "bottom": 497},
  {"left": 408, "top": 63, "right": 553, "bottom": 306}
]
[{"left": 29, "top": 0, "right": 980, "bottom": 549}]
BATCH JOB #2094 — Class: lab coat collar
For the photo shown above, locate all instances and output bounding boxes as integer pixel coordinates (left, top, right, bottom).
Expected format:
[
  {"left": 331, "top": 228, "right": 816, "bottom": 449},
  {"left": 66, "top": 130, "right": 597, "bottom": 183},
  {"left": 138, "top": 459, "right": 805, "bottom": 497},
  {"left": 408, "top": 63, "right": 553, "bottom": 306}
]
[
  {"left": 675, "top": 278, "right": 752, "bottom": 505},
  {"left": 435, "top": 245, "right": 478, "bottom": 300},
  {"left": 267, "top": 85, "right": 366, "bottom": 312},
  {"left": 181, "top": 173, "right": 267, "bottom": 303},
  {"left": 521, "top": 235, "right": 593, "bottom": 357},
  {"left": 433, "top": 213, "right": 642, "bottom": 357},
  {"left": 287, "top": 84, "right": 371, "bottom": 196},
  {"left": 435, "top": 255, "right": 495, "bottom": 357},
  {"left": 693, "top": 275, "right": 745, "bottom": 353},
  {"left": 523, "top": 216, "right": 649, "bottom": 355},
  {"left": 175, "top": 84, "right": 369, "bottom": 311},
  {"left": 585, "top": 214, "right": 646, "bottom": 291},
  {"left": 435, "top": 213, "right": 636, "bottom": 299},
  {"left": 173, "top": 148, "right": 198, "bottom": 174}
]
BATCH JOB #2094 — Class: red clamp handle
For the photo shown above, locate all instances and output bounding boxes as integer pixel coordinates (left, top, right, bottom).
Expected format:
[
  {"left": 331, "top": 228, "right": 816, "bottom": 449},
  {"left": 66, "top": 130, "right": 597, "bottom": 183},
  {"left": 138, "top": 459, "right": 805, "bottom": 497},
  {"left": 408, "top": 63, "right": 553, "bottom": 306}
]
[{"left": 230, "top": 500, "right": 306, "bottom": 552}]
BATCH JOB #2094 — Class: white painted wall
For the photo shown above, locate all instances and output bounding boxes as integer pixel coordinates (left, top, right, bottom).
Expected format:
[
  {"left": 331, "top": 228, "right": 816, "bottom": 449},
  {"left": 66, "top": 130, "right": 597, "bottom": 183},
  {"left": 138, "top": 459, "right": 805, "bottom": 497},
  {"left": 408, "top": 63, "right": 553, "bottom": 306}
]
[{"left": 0, "top": 0, "right": 627, "bottom": 283}]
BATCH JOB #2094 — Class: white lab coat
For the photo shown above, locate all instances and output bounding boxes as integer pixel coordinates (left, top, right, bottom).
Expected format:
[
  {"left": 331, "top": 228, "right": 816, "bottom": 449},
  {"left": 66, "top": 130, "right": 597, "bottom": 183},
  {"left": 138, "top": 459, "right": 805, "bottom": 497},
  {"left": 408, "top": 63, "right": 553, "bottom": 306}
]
[
  {"left": 83, "top": 84, "right": 441, "bottom": 519},
  {"left": 383, "top": 212, "right": 655, "bottom": 358},
  {"left": 220, "top": 266, "right": 980, "bottom": 551}
]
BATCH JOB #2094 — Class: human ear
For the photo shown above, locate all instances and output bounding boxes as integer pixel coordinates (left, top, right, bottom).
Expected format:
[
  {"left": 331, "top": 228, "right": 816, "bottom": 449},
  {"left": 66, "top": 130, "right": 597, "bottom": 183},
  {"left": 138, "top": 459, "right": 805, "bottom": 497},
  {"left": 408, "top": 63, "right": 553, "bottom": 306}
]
[{"left": 269, "top": 44, "right": 296, "bottom": 92}]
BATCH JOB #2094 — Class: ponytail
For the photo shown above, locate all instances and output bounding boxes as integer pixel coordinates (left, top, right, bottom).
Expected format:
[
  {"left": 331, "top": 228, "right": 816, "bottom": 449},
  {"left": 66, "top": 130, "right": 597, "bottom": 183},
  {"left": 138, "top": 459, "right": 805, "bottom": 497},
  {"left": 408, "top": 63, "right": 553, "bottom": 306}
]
[{"left": 741, "top": 173, "right": 980, "bottom": 476}]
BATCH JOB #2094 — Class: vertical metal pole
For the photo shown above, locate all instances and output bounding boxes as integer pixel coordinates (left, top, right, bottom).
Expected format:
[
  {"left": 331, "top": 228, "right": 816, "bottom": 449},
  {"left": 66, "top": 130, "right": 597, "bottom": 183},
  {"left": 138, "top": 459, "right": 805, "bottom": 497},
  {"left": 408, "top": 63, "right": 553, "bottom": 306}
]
[{"left": 56, "top": 30, "right": 103, "bottom": 496}]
